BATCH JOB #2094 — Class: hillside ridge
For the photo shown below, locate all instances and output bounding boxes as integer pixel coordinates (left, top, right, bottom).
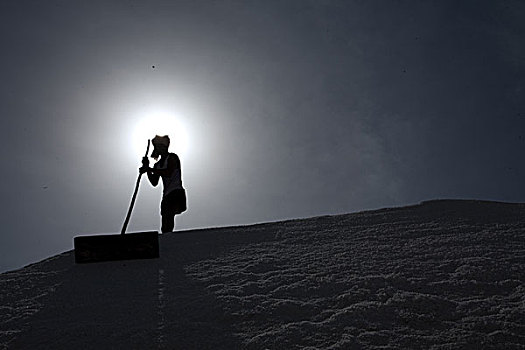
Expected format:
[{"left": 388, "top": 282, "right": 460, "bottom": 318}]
[{"left": 1, "top": 198, "right": 524, "bottom": 348}]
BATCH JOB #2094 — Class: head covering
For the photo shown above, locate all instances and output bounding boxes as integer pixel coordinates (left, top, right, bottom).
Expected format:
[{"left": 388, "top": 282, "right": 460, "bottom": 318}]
[{"left": 152, "top": 135, "right": 170, "bottom": 148}]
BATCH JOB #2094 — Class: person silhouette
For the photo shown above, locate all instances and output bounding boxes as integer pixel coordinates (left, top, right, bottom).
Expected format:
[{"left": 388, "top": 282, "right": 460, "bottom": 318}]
[{"left": 140, "top": 135, "right": 186, "bottom": 233}]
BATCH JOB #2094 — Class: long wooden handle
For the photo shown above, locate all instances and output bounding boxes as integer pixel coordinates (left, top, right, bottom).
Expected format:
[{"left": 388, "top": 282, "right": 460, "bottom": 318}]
[{"left": 121, "top": 140, "right": 150, "bottom": 235}]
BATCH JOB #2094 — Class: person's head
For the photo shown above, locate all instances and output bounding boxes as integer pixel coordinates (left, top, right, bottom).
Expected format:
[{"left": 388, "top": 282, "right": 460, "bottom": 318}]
[{"left": 151, "top": 135, "right": 170, "bottom": 159}]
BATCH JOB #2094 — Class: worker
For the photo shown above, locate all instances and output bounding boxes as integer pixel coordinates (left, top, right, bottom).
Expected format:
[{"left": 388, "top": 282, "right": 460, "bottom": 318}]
[{"left": 140, "top": 135, "right": 186, "bottom": 233}]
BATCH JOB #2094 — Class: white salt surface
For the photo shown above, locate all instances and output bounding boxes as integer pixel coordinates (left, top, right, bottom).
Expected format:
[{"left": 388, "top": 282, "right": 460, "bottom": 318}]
[{"left": 1, "top": 200, "right": 524, "bottom": 349}]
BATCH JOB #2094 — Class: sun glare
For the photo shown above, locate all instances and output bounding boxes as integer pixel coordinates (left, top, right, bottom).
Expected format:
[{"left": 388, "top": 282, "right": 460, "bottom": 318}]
[{"left": 131, "top": 112, "right": 189, "bottom": 159}]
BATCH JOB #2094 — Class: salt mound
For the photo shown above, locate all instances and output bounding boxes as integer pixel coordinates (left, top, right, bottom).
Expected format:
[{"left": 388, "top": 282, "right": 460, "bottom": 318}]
[{"left": 1, "top": 200, "right": 524, "bottom": 349}]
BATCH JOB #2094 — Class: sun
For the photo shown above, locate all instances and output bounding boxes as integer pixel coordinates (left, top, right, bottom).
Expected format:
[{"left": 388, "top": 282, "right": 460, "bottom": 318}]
[{"left": 131, "top": 112, "right": 189, "bottom": 159}]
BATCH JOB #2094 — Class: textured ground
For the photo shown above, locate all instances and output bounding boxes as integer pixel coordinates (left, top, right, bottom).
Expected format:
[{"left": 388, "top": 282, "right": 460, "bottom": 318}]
[{"left": 1, "top": 200, "right": 524, "bottom": 349}]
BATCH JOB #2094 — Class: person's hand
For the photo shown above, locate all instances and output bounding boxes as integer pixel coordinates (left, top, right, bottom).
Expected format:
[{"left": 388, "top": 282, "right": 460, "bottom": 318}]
[
  {"left": 139, "top": 166, "right": 149, "bottom": 174},
  {"left": 142, "top": 157, "right": 150, "bottom": 167}
]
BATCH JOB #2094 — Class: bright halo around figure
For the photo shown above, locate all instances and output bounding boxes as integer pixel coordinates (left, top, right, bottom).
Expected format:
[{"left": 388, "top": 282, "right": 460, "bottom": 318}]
[{"left": 132, "top": 112, "right": 189, "bottom": 158}]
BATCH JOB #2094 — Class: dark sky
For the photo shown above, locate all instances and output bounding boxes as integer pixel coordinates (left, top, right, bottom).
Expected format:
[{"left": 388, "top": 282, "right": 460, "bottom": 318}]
[{"left": 1, "top": 0, "right": 525, "bottom": 272}]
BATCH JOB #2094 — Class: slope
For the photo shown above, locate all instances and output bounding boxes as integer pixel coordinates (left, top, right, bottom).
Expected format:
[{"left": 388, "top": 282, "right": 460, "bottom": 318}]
[{"left": 1, "top": 200, "right": 524, "bottom": 349}]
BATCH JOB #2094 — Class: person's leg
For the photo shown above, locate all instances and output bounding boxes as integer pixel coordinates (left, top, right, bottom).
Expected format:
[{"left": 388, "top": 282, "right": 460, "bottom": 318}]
[
  {"left": 160, "top": 192, "right": 177, "bottom": 233},
  {"left": 161, "top": 214, "right": 175, "bottom": 233}
]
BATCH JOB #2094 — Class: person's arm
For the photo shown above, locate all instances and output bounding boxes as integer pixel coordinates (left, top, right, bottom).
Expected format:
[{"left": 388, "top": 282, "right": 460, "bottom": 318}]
[
  {"left": 140, "top": 155, "right": 177, "bottom": 181},
  {"left": 146, "top": 168, "right": 160, "bottom": 186},
  {"left": 139, "top": 157, "right": 160, "bottom": 186},
  {"left": 149, "top": 155, "right": 177, "bottom": 177}
]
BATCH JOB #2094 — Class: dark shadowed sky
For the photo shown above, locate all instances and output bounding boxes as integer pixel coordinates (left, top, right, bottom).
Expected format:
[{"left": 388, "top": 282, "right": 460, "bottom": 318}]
[{"left": 1, "top": 0, "right": 524, "bottom": 272}]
